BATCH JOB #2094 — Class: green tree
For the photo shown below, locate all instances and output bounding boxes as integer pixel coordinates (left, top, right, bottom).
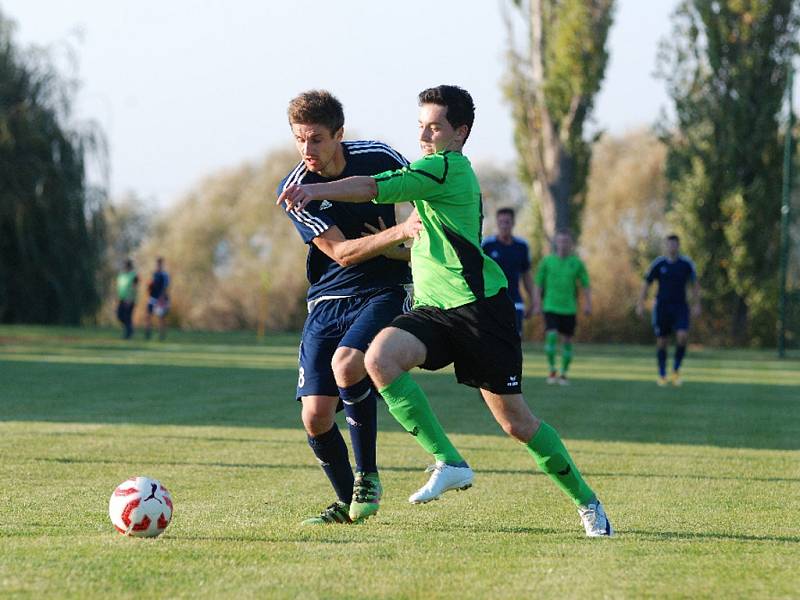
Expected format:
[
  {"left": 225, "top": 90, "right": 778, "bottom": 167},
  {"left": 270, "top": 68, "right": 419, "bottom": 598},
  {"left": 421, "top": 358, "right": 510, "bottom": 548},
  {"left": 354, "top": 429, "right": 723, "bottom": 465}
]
[
  {"left": 0, "top": 11, "right": 106, "bottom": 324},
  {"left": 659, "top": 0, "right": 800, "bottom": 345},
  {"left": 504, "top": 0, "right": 614, "bottom": 254}
]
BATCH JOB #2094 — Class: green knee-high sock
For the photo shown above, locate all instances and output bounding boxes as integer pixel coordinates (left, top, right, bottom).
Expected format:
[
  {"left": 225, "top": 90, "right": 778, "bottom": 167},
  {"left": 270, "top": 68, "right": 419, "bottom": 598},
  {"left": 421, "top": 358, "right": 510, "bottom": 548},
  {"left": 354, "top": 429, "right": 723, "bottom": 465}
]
[
  {"left": 545, "top": 331, "right": 558, "bottom": 371},
  {"left": 561, "top": 342, "right": 573, "bottom": 375},
  {"left": 525, "top": 421, "right": 595, "bottom": 506},
  {"left": 379, "top": 372, "right": 465, "bottom": 465}
]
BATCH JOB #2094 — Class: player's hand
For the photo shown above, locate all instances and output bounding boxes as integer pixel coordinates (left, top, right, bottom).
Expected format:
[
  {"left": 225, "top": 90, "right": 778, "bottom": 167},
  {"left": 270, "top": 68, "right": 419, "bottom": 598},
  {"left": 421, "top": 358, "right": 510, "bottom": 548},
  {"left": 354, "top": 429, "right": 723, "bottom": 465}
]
[
  {"left": 532, "top": 302, "right": 542, "bottom": 316},
  {"left": 635, "top": 302, "right": 645, "bottom": 318},
  {"left": 583, "top": 306, "right": 592, "bottom": 317},
  {"left": 692, "top": 303, "right": 701, "bottom": 318},
  {"left": 278, "top": 183, "right": 316, "bottom": 212},
  {"left": 399, "top": 209, "right": 422, "bottom": 240},
  {"left": 524, "top": 304, "right": 534, "bottom": 319},
  {"left": 361, "top": 217, "right": 388, "bottom": 236}
]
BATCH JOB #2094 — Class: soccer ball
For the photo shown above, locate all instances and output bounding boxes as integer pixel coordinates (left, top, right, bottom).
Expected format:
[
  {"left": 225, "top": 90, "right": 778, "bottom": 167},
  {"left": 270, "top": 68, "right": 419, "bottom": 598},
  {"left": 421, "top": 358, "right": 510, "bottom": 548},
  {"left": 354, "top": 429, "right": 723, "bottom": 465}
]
[{"left": 109, "top": 476, "right": 173, "bottom": 538}]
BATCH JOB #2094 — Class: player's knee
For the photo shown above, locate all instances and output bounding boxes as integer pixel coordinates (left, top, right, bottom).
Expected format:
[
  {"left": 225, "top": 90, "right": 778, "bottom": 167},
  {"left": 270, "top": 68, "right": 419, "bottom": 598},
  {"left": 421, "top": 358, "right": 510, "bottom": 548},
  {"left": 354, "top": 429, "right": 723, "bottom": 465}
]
[
  {"left": 331, "top": 347, "right": 366, "bottom": 386},
  {"left": 364, "top": 343, "right": 399, "bottom": 386},
  {"left": 301, "top": 409, "right": 335, "bottom": 437}
]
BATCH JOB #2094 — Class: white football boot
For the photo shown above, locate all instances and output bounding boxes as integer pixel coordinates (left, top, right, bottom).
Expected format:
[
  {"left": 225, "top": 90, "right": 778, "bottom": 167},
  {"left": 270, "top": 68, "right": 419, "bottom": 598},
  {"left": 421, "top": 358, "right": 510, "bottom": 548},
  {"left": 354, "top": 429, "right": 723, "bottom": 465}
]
[
  {"left": 578, "top": 499, "right": 614, "bottom": 537},
  {"left": 408, "top": 461, "right": 474, "bottom": 504}
]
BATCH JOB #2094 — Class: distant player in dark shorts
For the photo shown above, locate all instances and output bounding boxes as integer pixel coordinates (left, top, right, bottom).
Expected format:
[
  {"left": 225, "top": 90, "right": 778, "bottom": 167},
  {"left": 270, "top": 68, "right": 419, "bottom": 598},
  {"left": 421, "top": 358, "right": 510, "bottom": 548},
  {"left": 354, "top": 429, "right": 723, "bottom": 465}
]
[
  {"left": 637, "top": 234, "right": 701, "bottom": 386},
  {"left": 277, "top": 89, "right": 419, "bottom": 525},
  {"left": 280, "top": 85, "right": 612, "bottom": 537},
  {"left": 533, "top": 230, "right": 591, "bottom": 385},
  {"left": 144, "top": 257, "right": 170, "bottom": 341},
  {"left": 116, "top": 258, "right": 138, "bottom": 340},
  {"left": 482, "top": 208, "right": 533, "bottom": 335}
]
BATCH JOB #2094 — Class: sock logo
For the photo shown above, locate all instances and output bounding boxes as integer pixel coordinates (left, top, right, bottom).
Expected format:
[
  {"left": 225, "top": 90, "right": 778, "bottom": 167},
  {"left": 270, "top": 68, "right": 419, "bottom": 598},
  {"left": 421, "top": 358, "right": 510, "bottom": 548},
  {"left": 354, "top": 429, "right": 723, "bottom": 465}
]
[
  {"left": 346, "top": 416, "right": 360, "bottom": 428},
  {"left": 407, "top": 426, "right": 419, "bottom": 437},
  {"left": 557, "top": 465, "right": 572, "bottom": 476}
]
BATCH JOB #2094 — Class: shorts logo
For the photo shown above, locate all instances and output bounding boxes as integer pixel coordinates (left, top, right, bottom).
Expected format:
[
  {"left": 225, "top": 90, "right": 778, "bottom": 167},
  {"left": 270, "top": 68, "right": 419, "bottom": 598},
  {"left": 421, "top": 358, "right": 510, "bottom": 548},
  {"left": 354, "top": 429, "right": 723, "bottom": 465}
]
[
  {"left": 407, "top": 426, "right": 420, "bottom": 437},
  {"left": 506, "top": 375, "right": 519, "bottom": 388},
  {"left": 320, "top": 200, "right": 333, "bottom": 210}
]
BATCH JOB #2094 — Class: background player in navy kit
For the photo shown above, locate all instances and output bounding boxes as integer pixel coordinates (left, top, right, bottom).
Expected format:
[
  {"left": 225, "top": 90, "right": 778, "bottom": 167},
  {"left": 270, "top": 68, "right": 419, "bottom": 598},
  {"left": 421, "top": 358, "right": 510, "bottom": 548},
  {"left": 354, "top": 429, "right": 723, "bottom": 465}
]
[
  {"left": 637, "top": 234, "right": 701, "bottom": 386},
  {"left": 481, "top": 208, "right": 533, "bottom": 336},
  {"left": 278, "top": 90, "right": 419, "bottom": 525},
  {"left": 144, "top": 257, "right": 170, "bottom": 341}
]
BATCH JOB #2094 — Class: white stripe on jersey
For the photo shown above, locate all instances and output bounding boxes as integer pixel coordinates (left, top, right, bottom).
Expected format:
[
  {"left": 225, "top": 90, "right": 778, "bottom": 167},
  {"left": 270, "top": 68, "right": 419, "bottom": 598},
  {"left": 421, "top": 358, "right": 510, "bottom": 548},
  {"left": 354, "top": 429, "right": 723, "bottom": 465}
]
[
  {"left": 281, "top": 162, "right": 328, "bottom": 235},
  {"left": 344, "top": 140, "right": 408, "bottom": 166}
]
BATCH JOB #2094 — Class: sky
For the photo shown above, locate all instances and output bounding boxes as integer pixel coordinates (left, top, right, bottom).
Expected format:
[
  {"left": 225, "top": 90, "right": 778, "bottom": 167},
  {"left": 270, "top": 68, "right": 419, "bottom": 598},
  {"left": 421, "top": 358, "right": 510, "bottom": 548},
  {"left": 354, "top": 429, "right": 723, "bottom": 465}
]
[{"left": 2, "top": 0, "right": 790, "bottom": 208}]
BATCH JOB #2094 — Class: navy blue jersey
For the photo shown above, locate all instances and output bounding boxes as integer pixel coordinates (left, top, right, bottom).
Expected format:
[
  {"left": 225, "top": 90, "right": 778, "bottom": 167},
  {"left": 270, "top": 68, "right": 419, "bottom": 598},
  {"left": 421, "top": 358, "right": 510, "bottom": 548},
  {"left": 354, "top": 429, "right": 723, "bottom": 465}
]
[
  {"left": 645, "top": 256, "right": 697, "bottom": 305},
  {"left": 278, "top": 141, "right": 412, "bottom": 301},
  {"left": 149, "top": 270, "right": 169, "bottom": 299},
  {"left": 481, "top": 236, "right": 531, "bottom": 303}
]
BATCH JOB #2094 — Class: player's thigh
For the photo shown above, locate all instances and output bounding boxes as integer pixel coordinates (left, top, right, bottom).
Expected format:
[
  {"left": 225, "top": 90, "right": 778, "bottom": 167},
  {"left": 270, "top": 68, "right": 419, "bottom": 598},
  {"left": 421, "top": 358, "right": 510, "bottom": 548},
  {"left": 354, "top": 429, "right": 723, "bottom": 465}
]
[
  {"left": 480, "top": 390, "right": 539, "bottom": 442},
  {"left": 297, "top": 306, "right": 345, "bottom": 400},
  {"left": 339, "top": 288, "right": 405, "bottom": 354},
  {"left": 300, "top": 395, "right": 340, "bottom": 435}
]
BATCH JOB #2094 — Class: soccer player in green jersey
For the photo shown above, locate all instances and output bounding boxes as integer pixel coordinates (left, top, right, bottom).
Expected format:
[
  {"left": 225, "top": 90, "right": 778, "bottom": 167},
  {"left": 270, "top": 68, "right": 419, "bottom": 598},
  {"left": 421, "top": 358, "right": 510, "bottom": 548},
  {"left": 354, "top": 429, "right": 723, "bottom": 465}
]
[
  {"left": 533, "top": 230, "right": 592, "bottom": 385},
  {"left": 280, "top": 85, "right": 613, "bottom": 537}
]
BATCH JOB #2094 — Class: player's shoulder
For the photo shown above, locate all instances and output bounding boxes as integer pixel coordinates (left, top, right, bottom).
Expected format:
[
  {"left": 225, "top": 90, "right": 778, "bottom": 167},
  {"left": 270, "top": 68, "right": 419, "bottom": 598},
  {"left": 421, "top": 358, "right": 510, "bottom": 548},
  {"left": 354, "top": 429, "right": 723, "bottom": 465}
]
[
  {"left": 344, "top": 140, "right": 409, "bottom": 166},
  {"left": 482, "top": 234, "right": 498, "bottom": 247},
  {"left": 648, "top": 255, "right": 667, "bottom": 269},
  {"left": 512, "top": 236, "right": 529, "bottom": 249},
  {"left": 678, "top": 255, "right": 696, "bottom": 268}
]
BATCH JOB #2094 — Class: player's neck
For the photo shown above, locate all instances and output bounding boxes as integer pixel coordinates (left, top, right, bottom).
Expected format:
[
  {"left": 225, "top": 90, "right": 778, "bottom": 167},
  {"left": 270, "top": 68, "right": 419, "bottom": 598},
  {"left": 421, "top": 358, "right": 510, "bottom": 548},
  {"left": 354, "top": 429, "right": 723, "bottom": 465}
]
[
  {"left": 317, "top": 145, "right": 347, "bottom": 179},
  {"left": 497, "top": 233, "right": 513, "bottom": 244}
]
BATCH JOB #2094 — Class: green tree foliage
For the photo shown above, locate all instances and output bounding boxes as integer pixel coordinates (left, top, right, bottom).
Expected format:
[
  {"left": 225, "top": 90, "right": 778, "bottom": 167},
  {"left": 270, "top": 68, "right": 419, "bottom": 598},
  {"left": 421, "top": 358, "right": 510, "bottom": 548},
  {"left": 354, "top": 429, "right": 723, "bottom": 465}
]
[
  {"left": 504, "top": 0, "right": 614, "bottom": 253},
  {"left": 659, "top": 0, "right": 800, "bottom": 345},
  {"left": 581, "top": 130, "right": 668, "bottom": 342},
  {"left": 0, "top": 11, "right": 106, "bottom": 324},
  {"left": 135, "top": 148, "right": 308, "bottom": 332}
]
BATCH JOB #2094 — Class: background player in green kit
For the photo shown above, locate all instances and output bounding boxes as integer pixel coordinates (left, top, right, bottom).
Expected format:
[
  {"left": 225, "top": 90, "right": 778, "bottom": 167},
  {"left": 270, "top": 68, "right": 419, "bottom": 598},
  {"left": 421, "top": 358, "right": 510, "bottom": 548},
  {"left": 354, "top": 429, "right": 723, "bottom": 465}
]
[
  {"left": 280, "top": 85, "right": 613, "bottom": 537},
  {"left": 533, "top": 230, "right": 591, "bottom": 385}
]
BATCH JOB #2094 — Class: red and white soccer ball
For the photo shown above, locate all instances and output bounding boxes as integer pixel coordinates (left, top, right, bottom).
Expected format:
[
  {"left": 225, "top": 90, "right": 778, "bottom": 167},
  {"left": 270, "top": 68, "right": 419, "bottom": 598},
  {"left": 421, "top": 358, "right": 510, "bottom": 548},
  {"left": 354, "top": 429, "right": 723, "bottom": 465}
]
[{"left": 109, "top": 476, "right": 173, "bottom": 538}]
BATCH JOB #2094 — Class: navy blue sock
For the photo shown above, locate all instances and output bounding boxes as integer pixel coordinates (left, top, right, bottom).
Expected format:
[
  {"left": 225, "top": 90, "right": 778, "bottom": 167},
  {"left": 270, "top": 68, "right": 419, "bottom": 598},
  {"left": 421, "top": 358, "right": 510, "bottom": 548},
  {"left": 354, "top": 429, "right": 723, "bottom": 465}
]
[
  {"left": 674, "top": 345, "right": 686, "bottom": 372},
  {"left": 340, "top": 378, "right": 378, "bottom": 474},
  {"left": 307, "top": 424, "right": 354, "bottom": 504},
  {"left": 657, "top": 348, "right": 667, "bottom": 377}
]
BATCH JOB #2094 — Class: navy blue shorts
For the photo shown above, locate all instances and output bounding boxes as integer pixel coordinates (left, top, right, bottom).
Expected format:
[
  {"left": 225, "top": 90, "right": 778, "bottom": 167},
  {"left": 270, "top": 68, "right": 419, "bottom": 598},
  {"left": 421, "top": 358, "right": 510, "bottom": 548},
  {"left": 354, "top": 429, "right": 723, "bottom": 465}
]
[
  {"left": 653, "top": 302, "right": 689, "bottom": 337},
  {"left": 296, "top": 287, "right": 407, "bottom": 400}
]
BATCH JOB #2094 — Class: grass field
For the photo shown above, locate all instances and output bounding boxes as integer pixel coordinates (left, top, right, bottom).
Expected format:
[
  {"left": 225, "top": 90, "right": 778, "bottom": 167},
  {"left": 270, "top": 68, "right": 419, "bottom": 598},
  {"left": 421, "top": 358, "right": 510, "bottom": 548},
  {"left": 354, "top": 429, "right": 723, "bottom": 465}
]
[{"left": 1, "top": 325, "right": 799, "bottom": 599}]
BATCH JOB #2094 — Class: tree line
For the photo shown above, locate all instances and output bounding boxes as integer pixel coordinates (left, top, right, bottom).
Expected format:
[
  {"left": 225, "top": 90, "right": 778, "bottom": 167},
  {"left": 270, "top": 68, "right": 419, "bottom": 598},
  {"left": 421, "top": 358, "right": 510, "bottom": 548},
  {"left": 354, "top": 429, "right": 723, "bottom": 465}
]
[{"left": 1, "top": 2, "right": 798, "bottom": 346}]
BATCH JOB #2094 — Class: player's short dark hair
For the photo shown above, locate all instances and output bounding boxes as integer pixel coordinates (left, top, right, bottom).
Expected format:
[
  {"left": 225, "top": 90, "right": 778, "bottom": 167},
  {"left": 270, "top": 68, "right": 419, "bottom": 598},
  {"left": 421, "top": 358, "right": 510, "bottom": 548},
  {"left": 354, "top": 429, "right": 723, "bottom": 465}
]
[
  {"left": 418, "top": 85, "right": 475, "bottom": 142},
  {"left": 124, "top": 258, "right": 134, "bottom": 270},
  {"left": 496, "top": 207, "right": 515, "bottom": 220},
  {"left": 666, "top": 234, "right": 680, "bottom": 243},
  {"left": 287, "top": 90, "right": 345, "bottom": 135}
]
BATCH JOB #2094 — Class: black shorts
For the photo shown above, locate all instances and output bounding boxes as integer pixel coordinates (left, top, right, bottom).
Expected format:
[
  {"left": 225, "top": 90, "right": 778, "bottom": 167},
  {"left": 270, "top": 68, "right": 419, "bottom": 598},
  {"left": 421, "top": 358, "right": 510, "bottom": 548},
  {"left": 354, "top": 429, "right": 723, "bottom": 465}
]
[
  {"left": 389, "top": 292, "right": 522, "bottom": 395},
  {"left": 543, "top": 312, "right": 576, "bottom": 336}
]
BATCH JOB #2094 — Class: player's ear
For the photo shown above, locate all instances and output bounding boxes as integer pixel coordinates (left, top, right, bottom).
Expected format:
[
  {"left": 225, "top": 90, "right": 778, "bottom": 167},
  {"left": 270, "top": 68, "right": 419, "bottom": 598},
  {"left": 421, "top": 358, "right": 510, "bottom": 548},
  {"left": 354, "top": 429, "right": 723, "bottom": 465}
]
[
  {"left": 334, "top": 127, "right": 344, "bottom": 142},
  {"left": 455, "top": 124, "right": 469, "bottom": 143}
]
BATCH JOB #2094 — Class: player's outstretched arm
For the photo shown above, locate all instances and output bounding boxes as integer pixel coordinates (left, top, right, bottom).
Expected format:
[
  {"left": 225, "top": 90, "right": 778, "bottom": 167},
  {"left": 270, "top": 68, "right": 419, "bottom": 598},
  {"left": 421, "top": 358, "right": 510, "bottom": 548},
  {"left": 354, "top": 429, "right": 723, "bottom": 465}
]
[
  {"left": 690, "top": 280, "right": 701, "bottom": 317},
  {"left": 278, "top": 177, "right": 377, "bottom": 211}
]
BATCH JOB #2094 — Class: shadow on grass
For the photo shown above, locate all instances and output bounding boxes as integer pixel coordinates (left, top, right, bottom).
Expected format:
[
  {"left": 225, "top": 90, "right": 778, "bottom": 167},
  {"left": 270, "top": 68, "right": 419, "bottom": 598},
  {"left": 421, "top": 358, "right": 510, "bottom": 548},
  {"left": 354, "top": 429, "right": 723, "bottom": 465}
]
[
  {"left": 34, "top": 458, "right": 800, "bottom": 484},
  {"left": 2, "top": 355, "right": 799, "bottom": 451}
]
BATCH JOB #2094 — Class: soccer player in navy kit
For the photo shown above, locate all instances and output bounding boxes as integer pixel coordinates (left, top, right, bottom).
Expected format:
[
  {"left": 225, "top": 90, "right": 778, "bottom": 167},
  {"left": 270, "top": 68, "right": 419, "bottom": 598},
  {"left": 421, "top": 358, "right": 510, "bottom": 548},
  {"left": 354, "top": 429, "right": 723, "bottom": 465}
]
[
  {"left": 481, "top": 208, "right": 533, "bottom": 335},
  {"left": 278, "top": 90, "right": 419, "bottom": 525},
  {"left": 637, "top": 235, "right": 701, "bottom": 386}
]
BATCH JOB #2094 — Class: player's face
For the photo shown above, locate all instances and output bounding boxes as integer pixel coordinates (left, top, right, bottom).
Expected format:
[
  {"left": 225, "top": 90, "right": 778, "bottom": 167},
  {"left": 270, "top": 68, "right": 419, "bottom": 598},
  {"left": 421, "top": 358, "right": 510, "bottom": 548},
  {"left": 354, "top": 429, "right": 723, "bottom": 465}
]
[
  {"left": 418, "top": 104, "right": 467, "bottom": 155},
  {"left": 291, "top": 123, "right": 343, "bottom": 175},
  {"left": 665, "top": 238, "right": 679, "bottom": 257},
  {"left": 497, "top": 213, "right": 514, "bottom": 237}
]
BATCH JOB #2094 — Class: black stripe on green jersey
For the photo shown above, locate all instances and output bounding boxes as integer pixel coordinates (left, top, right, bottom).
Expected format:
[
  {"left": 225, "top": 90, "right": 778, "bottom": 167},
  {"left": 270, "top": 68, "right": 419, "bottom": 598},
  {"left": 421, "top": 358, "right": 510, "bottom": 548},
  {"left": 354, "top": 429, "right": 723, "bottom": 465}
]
[
  {"left": 374, "top": 151, "right": 450, "bottom": 185},
  {"left": 441, "top": 223, "right": 486, "bottom": 299}
]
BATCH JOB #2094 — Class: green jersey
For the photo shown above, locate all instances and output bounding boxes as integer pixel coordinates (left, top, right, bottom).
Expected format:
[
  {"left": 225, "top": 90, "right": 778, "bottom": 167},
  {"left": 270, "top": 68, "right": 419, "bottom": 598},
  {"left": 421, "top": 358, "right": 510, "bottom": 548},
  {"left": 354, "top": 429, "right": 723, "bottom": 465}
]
[
  {"left": 534, "top": 254, "right": 589, "bottom": 315},
  {"left": 373, "top": 151, "right": 507, "bottom": 310},
  {"left": 117, "top": 270, "right": 138, "bottom": 302}
]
